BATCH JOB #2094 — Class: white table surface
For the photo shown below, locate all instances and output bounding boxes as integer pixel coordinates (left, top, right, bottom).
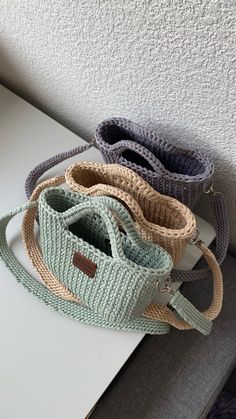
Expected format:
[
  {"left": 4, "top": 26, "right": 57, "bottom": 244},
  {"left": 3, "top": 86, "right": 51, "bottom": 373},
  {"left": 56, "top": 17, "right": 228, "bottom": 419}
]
[{"left": 0, "top": 84, "right": 215, "bottom": 419}]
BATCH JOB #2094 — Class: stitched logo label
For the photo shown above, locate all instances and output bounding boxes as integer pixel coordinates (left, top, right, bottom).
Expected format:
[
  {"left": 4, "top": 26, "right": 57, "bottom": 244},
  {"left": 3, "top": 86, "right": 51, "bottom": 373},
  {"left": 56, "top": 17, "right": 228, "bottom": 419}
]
[{"left": 72, "top": 252, "right": 97, "bottom": 278}]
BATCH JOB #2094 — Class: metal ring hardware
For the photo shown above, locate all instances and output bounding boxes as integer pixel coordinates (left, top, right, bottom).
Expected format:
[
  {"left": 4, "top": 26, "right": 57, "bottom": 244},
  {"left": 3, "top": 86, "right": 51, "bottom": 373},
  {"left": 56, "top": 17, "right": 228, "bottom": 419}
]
[
  {"left": 189, "top": 228, "right": 200, "bottom": 245},
  {"left": 189, "top": 228, "right": 205, "bottom": 247},
  {"left": 156, "top": 277, "right": 175, "bottom": 295},
  {"left": 89, "top": 137, "right": 96, "bottom": 146},
  {"left": 203, "top": 179, "right": 214, "bottom": 194}
]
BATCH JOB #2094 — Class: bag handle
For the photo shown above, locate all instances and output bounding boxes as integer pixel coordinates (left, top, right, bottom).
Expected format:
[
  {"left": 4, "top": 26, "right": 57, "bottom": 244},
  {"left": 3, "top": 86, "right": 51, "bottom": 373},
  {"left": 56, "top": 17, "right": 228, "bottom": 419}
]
[
  {"left": 63, "top": 194, "right": 153, "bottom": 253},
  {"left": 0, "top": 202, "right": 171, "bottom": 335},
  {"left": 25, "top": 139, "right": 95, "bottom": 199},
  {"left": 27, "top": 175, "right": 163, "bottom": 267},
  {"left": 108, "top": 139, "right": 163, "bottom": 174},
  {"left": 61, "top": 200, "right": 138, "bottom": 262},
  {"left": 24, "top": 139, "right": 162, "bottom": 199},
  {"left": 22, "top": 179, "right": 219, "bottom": 335}
]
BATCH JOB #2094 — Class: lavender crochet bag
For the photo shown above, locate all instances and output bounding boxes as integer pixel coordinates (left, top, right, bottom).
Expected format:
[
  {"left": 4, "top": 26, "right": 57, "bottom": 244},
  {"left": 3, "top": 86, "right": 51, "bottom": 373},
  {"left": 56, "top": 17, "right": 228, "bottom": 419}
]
[{"left": 25, "top": 117, "right": 229, "bottom": 282}]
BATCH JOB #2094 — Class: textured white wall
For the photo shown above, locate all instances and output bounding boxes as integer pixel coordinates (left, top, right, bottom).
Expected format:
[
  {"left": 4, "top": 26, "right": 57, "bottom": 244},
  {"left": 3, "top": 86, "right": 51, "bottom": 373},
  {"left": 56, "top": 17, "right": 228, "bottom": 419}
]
[{"left": 0, "top": 0, "right": 236, "bottom": 252}]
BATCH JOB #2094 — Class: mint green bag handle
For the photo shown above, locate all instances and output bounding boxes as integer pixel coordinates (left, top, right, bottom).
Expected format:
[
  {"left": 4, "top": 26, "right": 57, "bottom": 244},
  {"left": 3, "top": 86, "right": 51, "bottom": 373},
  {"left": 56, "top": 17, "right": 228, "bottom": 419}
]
[
  {"left": 62, "top": 203, "right": 128, "bottom": 262},
  {"left": 61, "top": 196, "right": 160, "bottom": 264},
  {"left": 0, "top": 197, "right": 213, "bottom": 335}
]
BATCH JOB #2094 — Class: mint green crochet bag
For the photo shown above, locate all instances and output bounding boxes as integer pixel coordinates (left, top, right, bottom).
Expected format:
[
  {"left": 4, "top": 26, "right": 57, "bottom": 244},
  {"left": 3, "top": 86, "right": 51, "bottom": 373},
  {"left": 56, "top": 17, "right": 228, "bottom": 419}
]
[
  {"left": 39, "top": 188, "right": 174, "bottom": 323},
  {"left": 0, "top": 188, "right": 213, "bottom": 335}
]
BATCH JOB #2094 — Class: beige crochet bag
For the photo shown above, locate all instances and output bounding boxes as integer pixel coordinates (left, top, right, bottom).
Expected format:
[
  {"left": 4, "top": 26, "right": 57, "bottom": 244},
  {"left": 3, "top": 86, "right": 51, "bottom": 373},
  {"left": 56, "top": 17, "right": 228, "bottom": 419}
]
[{"left": 65, "top": 162, "right": 196, "bottom": 265}]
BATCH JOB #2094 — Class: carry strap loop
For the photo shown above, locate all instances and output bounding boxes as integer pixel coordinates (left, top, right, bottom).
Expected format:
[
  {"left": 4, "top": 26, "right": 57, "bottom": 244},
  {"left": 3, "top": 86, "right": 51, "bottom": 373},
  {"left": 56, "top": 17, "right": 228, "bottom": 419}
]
[
  {"left": 63, "top": 202, "right": 128, "bottom": 260},
  {"left": 62, "top": 194, "right": 151, "bottom": 252},
  {"left": 109, "top": 140, "right": 163, "bottom": 175},
  {"left": 25, "top": 139, "right": 95, "bottom": 199}
]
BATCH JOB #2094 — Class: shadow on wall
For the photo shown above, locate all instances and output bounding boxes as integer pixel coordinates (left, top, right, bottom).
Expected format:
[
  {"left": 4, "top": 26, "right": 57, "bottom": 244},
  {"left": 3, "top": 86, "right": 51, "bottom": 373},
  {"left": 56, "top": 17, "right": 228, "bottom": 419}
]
[
  {"left": 0, "top": 46, "right": 35, "bottom": 110},
  {"left": 0, "top": 46, "right": 88, "bottom": 141},
  {"left": 0, "top": 46, "right": 235, "bottom": 256}
]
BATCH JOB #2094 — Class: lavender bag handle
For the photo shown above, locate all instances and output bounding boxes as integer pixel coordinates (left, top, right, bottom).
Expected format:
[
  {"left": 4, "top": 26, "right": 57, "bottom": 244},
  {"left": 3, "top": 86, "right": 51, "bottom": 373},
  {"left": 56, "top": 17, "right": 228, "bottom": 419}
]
[
  {"left": 172, "top": 190, "right": 229, "bottom": 282},
  {"left": 108, "top": 140, "right": 163, "bottom": 174},
  {"left": 25, "top": 138, "right": 162, "bottom": 199},
  {"left": 25, "top": 139, "right": 95, "bottom": 199}
]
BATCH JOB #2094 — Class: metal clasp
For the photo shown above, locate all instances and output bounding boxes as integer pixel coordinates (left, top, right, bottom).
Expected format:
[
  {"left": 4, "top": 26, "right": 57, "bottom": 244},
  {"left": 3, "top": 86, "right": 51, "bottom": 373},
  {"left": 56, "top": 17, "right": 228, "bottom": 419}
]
[
  {"left": 156, "top": 277, "right": 175, "bottom": 296},
  {"left": 203, "top": 179, "right": 214, "bottom": 194},
  {"left": 189, "top": 228, "right": 200, "bottom": 245},
  {"left": 189, "top": 228, "right": 205, "bottom": 247},
  {"left": 90, "top": 137, "right": 96, "bottom": 146}
]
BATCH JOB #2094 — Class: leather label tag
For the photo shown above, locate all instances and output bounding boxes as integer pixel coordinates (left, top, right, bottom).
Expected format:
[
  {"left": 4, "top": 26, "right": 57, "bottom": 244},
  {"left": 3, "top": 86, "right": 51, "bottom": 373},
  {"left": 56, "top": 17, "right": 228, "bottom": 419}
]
[{"left": 72, "top": 251, "right": 97, "bottom": 278}]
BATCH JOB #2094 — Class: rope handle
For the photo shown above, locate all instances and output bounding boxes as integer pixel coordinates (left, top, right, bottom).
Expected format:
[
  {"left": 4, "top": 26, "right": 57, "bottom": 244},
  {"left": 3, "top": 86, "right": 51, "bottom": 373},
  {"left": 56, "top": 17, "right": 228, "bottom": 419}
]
[
  {"left": 108, "top": 139, "right": 163, "bottom": 174},
  {"left": 62, "top": 193, "right": 151, "bottom": 252},
  {"left": 22, "top": 178, "right": 221, "bottom": 335},
  {"left": 26, "top": 175, "right": 170, "bottom": 271},
  {"left": 61, "top": 200, "right": 139, "bottom": 261}
]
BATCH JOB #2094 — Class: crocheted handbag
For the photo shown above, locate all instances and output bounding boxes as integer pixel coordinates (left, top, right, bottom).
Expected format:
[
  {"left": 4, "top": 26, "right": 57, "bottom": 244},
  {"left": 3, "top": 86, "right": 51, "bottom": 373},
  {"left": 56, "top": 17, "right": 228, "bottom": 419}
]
[
  {"left": 21, "top": 178, "right": 223, "bottom": 335},
  {"left": 65, "top": 161, "right": 196, "bottom": 265},
  {"left": 24, "top": 117, "right": 229, "bottom": 282}
]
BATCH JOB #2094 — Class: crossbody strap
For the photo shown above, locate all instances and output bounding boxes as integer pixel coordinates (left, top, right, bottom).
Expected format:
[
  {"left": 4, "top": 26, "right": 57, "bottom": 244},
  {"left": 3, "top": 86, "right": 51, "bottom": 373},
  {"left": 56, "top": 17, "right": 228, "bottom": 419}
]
[
  {"left": 172, "top": 189, "right": 229, "bottom": 282},
  {"left": 209, "top": 189, "right": 229, "bottom": 265}
]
